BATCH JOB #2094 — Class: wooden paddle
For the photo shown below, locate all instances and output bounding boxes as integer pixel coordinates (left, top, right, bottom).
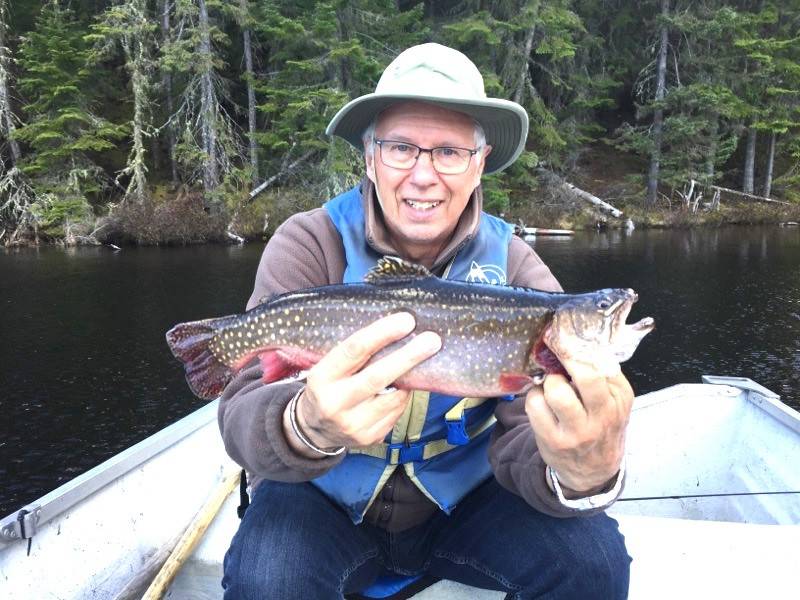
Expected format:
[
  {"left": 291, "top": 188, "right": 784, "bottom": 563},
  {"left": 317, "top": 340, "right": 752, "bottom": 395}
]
[{"left": 139, "top": 467, "right": 241, "bottom": 600}]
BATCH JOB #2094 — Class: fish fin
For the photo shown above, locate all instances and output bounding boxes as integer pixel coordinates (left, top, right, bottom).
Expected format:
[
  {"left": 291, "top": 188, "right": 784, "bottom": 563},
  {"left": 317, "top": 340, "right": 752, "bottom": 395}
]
[
  {"left": 258, "top": 350, "right": 301, "bottom": 383},
  {"left": 499, "top": 373, "right": 536, "bottom": 394},
  {"left": 256, "top": 293, "right": 277, "bottom": 306},
  {"left": 257, "top": 348, "right": 322, "bottom": 384},
  {"left": 364, "top": 256, "right": 434, "bottom": 284},
  {"left": 166, "top": 319, "right": 234, "bottom": 400}
]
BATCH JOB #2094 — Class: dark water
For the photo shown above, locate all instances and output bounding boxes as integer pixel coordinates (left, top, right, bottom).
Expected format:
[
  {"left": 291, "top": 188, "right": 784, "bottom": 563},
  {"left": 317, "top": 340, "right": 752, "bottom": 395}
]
[{"left": 2, "top": 226, "right": 799, "bottom": 516}]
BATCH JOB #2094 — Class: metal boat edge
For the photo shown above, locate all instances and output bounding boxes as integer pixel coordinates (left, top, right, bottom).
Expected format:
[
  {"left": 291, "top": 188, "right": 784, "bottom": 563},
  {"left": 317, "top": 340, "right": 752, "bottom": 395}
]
[{"left": 0, "top": 399, "right": 219, "bottom": 549}]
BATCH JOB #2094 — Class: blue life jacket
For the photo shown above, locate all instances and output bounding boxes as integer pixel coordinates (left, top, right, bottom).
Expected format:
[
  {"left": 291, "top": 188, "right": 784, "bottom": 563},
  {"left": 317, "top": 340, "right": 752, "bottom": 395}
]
[{"left": 317, "top": 184, "right": 513, "bottom": 524}]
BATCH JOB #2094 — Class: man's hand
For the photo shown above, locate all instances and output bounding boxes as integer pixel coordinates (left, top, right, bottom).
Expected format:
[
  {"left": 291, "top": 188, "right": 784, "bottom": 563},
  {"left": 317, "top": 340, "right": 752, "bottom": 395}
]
[
  {"left": 524, "top": 358, "right": 633, "bottom": 497},
  {"left": 284, "top": 312, "right": 442, "bottom": 458}
]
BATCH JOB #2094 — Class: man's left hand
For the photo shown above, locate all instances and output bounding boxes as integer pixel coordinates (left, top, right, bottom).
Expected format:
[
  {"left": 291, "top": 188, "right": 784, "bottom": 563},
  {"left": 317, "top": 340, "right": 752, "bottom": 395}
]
[{"left": 524, "top": 358, "right": 634, "bottom": 497}]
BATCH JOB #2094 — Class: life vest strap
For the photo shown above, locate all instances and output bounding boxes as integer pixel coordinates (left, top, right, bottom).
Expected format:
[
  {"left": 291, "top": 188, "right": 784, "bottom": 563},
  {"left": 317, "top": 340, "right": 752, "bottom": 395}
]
[
  {"left": 350, "top": 414, "right": 497, "bottom": 465},
  {"left": 444, "top": 397, "right": 491, "bottom": 445}
]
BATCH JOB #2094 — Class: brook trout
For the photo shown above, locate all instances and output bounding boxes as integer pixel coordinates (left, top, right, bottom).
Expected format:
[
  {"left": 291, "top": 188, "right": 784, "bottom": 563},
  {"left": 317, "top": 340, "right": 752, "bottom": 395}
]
[{"left": 166, "top": 256, "right": 654, "bottom": 400}]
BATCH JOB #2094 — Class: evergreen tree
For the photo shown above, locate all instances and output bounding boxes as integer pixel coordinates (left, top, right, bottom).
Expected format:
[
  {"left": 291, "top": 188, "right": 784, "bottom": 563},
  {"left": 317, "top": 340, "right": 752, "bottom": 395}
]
[
  {"left": 0, "top": 0, "right": 21, "bottom": 165},
  {"left": 732, "top": 1, "right": 800, "bottom": 197},
  {"left": 13, "top": 0, "right": 125, "bottom": 238},
  {"left": 88, "top": 0, "right": 156, "bottom": 204},
  {"left": 161, "top": 0, "right": 246, "bottom": 210},
  {"left": 253, "top": 0, "right": 426, "bottom": 198},
  {"left": 233, "top": 0, "right": 259, "bottom": 185}
]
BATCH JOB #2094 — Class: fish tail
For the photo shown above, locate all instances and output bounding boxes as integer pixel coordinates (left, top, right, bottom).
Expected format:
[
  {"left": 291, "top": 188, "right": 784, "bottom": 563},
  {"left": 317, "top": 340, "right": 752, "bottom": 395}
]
[{"left": 166, "top": 318, "right": 233, "bottom": 400}]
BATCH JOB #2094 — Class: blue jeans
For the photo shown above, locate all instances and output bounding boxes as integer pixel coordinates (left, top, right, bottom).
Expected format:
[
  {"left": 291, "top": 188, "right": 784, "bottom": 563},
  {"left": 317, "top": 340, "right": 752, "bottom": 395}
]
[{"left": 222, "top": 477, "right": 630, "bottom": 599}]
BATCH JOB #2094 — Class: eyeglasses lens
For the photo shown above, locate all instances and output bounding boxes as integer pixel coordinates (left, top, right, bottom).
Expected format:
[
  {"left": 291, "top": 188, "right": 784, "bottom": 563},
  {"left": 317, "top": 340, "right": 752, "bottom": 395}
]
[{"left": 379, "top": 142, "right": 472, "bottom": 174}]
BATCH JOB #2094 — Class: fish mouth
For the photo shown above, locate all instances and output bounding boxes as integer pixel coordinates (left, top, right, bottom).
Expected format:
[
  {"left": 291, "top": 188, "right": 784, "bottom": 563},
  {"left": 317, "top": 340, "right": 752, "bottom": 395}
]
[
  {"left": 609, "top": 291, "right": 655, "bottom": 362},
  {"left": 612, "top": 290, "right": 654, "bottom": 333}
]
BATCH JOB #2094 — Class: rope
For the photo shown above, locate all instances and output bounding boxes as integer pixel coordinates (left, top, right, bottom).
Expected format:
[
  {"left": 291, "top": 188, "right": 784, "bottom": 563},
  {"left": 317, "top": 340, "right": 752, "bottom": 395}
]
[{"left": 619, "top": 490, "right": 800, "bottom": 501}]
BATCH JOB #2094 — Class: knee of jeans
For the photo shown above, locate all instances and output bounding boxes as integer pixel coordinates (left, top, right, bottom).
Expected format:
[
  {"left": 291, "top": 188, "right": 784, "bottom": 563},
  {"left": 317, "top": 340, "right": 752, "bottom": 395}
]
[{"left": 567, "top": 523, "right": 631, "bottom": 598}]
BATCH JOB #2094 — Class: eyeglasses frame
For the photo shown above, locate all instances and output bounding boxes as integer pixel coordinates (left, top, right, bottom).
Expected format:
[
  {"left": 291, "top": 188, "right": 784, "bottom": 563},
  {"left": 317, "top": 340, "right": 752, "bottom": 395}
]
[{"left": 373, "top": 139, "right": 481, "bottom": 175}]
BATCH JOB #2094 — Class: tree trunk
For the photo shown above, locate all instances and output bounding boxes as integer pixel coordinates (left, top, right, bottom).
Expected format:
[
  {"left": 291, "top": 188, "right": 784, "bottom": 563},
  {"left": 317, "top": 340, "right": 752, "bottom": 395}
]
[
  {"left": 763, "top": 130, "right": 775, "bottom": 198},
  {"left": 512, "top": 4, "right": 539, "bottom": 106},
  {"left": 121, "top": 1, "right": 150, "bottom": 203},
  {"left": 240, "top": 0, "right": 258, "bottom": 185},
  {"left": 704, "top": 113, "right": 718, "bottom": 184},
  {"left": 743, "top": 127, "right": 756, "bottom": 194},
  {"left": 0, "top": 0, "right": 21, "bottom": 164},
  {"left": 160, "top": 0, "right": 178, "bottom": 185},
  {"left": 646, "top": 0, "right": 669, "bottom": 208},
  {"left": 128, "top": 40, "right": 149, "bottom": 203},
  {"left": 198, "top": 0, "right": 219, "bottom": 196}
]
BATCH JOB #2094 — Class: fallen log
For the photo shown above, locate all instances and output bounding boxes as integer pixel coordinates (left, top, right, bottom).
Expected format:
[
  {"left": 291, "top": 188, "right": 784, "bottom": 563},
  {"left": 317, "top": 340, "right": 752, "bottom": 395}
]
[
  {"left": 690, "top": 180, "right": 790, "bottom": 206},
  {"left": 248, "top": 150, "right": 315, "bottom": 202},
  {"left": 538, "top": 168, "right": 624, "bottom": 218}
]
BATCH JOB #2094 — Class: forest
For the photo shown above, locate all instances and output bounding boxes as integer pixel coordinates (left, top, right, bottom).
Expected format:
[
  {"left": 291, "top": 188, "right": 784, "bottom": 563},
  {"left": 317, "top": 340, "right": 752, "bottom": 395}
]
[{"left": 0, "top": 0, "right": 799, "bottom": 245}]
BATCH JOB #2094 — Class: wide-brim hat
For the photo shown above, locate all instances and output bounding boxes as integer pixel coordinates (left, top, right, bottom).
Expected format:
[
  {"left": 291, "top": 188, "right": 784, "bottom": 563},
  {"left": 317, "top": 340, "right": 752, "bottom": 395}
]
[{"left": 326, "top": 43, "right": 529, "bottom": 174}]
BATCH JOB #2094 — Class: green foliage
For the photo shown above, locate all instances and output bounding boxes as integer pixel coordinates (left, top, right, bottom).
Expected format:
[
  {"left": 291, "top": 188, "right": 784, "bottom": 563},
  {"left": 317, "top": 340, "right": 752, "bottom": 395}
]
[
  {"left": 32, "top": 195, "right": 92, "bottom": 237},
  {"left": 13, "top": 0, "right": 126, "bottom": 215},
  {"left": 4, "top": 0, "right": 800, "bottom": 243},
  {"left": 252, "top": 1, "right": 426, "bottom": 182}
]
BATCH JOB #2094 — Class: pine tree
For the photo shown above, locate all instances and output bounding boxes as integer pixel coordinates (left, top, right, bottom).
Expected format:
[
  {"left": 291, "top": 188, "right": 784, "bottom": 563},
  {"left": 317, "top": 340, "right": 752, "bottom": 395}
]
[
  {"left": 13, "top": 0, "right": 126, "bottom": 239},
  {"left": 0, "top": 0, "right": 21, "bottom": 165},
  {"left": 253, "top": 0, "right": 426, "bottom": 198},
  {"left": 161, "top": 0, "right": 246, "bottom": 211},
  {"left": 88, "top": 0, "right": 156, "bottom": 204},
  {"left": 732, "top": 1, "right": 800, "bottom": 197},
  {"left": 233, "top": 0, "right": 259, "bottom": 185}
]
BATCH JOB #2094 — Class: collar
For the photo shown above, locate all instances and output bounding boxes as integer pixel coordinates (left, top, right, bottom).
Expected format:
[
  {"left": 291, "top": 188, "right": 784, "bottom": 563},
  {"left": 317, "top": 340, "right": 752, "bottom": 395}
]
[{"left": 360, "top": 177, "right": 483, "bottom": 273}]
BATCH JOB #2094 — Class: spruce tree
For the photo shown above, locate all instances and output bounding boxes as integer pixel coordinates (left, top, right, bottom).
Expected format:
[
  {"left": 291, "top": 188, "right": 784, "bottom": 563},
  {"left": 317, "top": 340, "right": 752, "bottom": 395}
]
[
  {"left": 161, "top": 0, "right": 246, "bottom": 211},
  {"left": 13, "top": 0, "right": 125, "bottom": 239},
  {"left": 88, "top": 0, "right": 156, "bottom": 204}
]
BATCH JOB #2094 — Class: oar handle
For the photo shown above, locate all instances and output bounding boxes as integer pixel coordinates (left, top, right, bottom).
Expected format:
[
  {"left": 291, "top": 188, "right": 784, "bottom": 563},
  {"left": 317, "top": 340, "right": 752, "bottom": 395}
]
[{"left": 141, "top": 467, "right": 241, "bottom": 600}]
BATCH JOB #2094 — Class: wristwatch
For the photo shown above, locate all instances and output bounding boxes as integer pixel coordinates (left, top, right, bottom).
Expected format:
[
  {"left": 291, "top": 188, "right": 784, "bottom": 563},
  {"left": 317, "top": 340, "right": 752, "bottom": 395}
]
[{"left": 547, "top": 457, "right": 626, "bottom": 510}]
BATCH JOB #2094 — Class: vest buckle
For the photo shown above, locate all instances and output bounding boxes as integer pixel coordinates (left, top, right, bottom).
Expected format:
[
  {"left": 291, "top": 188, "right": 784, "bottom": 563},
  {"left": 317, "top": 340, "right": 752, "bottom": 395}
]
[{"left": 387, "top": 442, "right": 425, "bottom": 464}]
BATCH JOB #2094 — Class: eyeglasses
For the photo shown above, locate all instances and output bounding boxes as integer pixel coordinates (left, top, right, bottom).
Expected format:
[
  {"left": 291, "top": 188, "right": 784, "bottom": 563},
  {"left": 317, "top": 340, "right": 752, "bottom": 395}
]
[{"left": 374, "top": 139, "right": 480, "bottom": 175}]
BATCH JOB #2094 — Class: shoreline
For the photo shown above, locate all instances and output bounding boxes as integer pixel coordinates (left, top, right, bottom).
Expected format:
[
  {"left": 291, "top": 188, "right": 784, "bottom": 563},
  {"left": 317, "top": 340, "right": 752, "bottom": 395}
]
[{"left": 3, "top": 184, "right": 799, "bottom": 248}]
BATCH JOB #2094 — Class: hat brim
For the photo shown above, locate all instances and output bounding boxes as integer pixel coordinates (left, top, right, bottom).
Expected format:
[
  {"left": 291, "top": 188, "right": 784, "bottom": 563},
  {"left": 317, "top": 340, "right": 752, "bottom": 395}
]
[{"left": 326, "top": 94, "right": 529, "bottom": 174}]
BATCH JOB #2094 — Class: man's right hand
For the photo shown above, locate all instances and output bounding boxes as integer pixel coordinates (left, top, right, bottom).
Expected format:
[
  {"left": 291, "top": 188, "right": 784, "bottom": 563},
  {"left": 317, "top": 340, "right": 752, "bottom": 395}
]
[{"left": 283, "top": 312, "right": 442, "bottom": 458}]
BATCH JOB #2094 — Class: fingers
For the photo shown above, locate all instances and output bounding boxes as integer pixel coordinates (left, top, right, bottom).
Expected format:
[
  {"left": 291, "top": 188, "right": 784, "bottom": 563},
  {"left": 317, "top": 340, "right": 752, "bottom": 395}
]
[
  {"left": 356, "top": 390, "right": 413, "bottom": 444},
  {"left": 524, "top": 385, "right": 558, "bottom": 436},
  {"left": 318, "top": 312, "right": 417, "bottom": 381},
  {"left": 560, "top": 356, "right": 633, "bottom": 415},
  {"left": 541, "top": 373, "right": 587, "bottom": 425},
  {"left": 351, "top": 330, "right": 441, "bottom": 395}
]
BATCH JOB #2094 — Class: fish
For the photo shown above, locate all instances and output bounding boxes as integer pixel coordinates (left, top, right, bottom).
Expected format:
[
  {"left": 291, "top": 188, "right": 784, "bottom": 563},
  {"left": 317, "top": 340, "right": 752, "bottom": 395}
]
[{"left": 166, "top": 256, "right": 654, "bottom": 400}]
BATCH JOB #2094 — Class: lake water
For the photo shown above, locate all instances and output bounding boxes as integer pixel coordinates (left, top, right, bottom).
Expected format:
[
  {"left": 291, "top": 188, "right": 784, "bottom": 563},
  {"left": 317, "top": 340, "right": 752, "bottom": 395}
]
[{"left": 2, "top": 225, "right": 799, "bottom": 516}]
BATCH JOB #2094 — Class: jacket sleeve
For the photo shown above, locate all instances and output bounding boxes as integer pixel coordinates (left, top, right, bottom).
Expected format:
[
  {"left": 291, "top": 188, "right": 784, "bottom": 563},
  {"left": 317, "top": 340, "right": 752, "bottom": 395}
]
[
  {"left": 488, "top": 236, "right": 624, "bottom": 517},
  {"left": 217, "top": 209, "right": 347, "bottom": 484}
]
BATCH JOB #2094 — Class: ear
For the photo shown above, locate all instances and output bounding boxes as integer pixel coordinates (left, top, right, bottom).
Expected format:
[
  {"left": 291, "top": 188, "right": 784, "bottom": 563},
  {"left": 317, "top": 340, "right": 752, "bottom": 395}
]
[
  {"left": 365, "top": 145, "right": 377, "bottom": 183},
  {"left": 474, "top": 144, "right": 492, "bottom": 185}
]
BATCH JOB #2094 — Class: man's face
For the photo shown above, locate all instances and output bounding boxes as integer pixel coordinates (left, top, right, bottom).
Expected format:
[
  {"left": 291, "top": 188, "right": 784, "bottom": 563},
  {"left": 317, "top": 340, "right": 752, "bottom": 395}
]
[{"left": 365, "top": 102, "right": 491, "bottom": 263}]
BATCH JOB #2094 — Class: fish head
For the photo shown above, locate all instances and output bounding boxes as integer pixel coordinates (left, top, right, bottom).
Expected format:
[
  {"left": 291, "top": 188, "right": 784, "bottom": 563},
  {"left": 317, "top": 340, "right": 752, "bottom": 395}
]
[{"left": 544, "top": 288, "right": 655, "bottom": 373}]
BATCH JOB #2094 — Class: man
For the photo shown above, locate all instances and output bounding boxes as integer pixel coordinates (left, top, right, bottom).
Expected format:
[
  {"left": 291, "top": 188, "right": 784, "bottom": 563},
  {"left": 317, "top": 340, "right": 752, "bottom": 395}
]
[{"left": 220, "top": 43, "right": 632, "bottom": 599}]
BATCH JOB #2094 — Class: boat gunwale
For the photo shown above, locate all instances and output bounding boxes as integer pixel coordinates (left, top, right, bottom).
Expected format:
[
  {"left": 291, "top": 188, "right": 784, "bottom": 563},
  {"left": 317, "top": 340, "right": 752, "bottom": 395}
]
[
  {"left": 0, "top": 399, "right": 219, "bottom": 550},
  {"left": 701, "top": 374, "right": 800, "bottom": 435}
]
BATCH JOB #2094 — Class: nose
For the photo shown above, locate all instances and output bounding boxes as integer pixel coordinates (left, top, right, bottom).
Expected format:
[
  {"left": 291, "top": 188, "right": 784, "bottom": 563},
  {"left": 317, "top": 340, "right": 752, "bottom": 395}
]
[{"left": 409, "top": 150, "right": 439, "bottom": 186}]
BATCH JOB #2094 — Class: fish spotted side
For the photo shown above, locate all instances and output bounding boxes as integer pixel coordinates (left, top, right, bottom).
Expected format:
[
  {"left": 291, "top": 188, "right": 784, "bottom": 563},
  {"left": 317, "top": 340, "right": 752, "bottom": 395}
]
[{"left": 166, "top": 256, "right": 654, "bottom": 400}]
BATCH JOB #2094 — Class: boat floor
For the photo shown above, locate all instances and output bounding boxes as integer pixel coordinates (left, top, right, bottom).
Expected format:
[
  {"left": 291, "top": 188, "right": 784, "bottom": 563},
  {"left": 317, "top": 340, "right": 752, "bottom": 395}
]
[{"left": 169, "top": 490, "right": 800, "bottom": 599}]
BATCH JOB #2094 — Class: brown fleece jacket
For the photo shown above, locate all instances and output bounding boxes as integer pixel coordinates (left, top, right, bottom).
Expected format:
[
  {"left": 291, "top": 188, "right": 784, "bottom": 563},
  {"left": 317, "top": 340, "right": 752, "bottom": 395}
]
[{"left": 218, "top": 179, "right": 618, "bottom": 530}]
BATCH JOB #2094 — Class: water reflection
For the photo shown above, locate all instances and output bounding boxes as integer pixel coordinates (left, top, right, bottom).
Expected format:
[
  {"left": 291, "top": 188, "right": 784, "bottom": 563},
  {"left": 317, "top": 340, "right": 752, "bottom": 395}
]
[
  {"left": 531, "top": 226, "right": 800, "bottom": 409},
  {"left": 1, "top": 226, "right": 799, "bottom": 515}
]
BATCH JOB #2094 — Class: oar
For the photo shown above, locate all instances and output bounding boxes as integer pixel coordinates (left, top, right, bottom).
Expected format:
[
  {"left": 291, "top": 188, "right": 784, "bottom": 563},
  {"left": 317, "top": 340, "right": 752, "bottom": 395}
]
[{"left": 140, "top": 467, "right": 241, "bottom": 600}]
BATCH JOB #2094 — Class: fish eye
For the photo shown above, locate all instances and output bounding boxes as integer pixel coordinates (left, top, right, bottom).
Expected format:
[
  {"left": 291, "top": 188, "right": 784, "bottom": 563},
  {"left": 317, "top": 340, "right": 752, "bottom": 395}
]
[{"left": 597, "top": 298, "right": 613, "bottom": 310}]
